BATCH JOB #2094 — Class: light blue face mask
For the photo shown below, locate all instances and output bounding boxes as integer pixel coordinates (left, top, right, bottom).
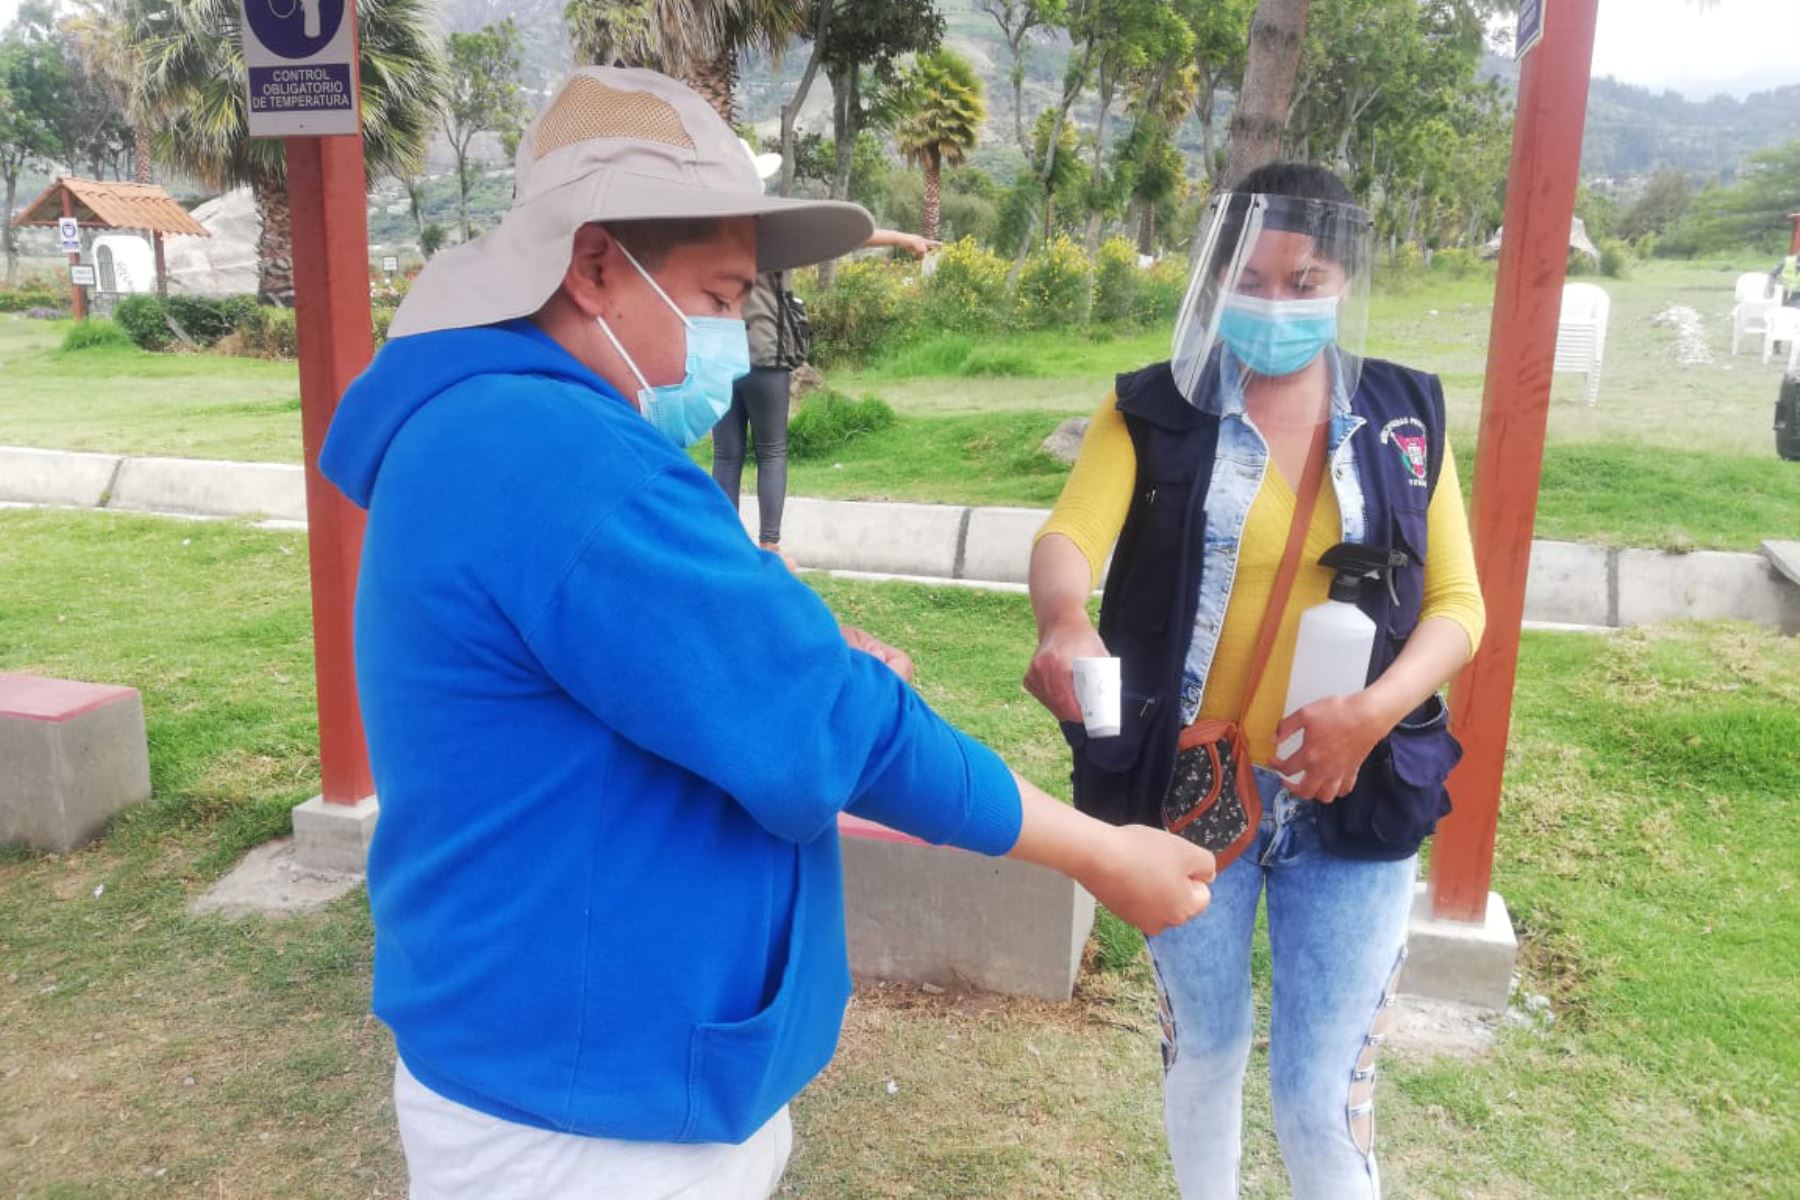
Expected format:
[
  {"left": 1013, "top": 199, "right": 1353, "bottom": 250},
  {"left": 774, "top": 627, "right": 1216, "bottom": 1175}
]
[
  {"left": 1216, "top": 293, "right": 1339, "bottom": 377},
  {"left": 595, "top": 244, "right": 750, "bottom": 448}
]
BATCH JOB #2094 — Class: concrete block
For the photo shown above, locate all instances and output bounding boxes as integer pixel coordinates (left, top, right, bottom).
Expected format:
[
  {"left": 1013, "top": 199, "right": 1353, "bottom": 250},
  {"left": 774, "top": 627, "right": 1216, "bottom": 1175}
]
[
  {"left": 1616, "top": 548, "right": 1800, "bottom": 633},
  {"left": 291, "top": 793, "right": 380, "bottom": 874},
  {"left": 1523, "top": 539, "right": 1611, "bottom": 627},
  {"left": 0, "top": 674, "right": 151, "bottom": 853},
  {"left": 110, "top": 456, "right": 307, "bottom": 522},
  {"left": 772, "top": 498, "right": 966, "bottom": 578},
  {"left": 1762, "top": 539, "right": 1800, "bottom": 588},
  {"left": 0, "top": 445, "right": 121, "bottom": 507},
  {"left": 959, "top": 506, "right": 1050, "bottom": 584},
  {"left": 839, "top": 814, "right": 1094, "bottom": 1002},
  {"left": 1398, "top": 885, "right": 1517, "bottom": 1012}
]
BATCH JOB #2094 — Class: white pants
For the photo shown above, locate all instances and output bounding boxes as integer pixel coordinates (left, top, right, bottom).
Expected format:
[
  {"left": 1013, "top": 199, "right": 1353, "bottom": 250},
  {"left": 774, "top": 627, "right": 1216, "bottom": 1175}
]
[{"left": 393, "top": 1059, "right": 793, "bottom": 1200}]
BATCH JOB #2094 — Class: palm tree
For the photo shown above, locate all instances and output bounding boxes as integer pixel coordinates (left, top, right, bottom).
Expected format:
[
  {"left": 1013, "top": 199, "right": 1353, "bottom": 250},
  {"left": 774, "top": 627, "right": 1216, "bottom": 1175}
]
[
  {"left": 62, "top": 0, "right": 155, "bottom": 184},
  {"left": 135, "top": 0, "right": 444, "bottom": 304},
  {"left": 566, "top": 0, "right": 805, "bottom": 123},
  {"left": 895, "top": 48, "right": 985, "bottom": 242}
]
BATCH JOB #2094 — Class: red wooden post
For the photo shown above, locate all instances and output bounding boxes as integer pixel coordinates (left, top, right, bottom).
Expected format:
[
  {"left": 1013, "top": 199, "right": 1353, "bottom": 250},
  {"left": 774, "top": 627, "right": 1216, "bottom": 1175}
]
[
  {"left": 60, "top": 187, "right": 85, "bottom": 322},
  {"left": 1428, "top": 0, "right": 1602, "bottom": 923},
  {"left": 1787, "top": 213, "right": 1799, "bottom": 255},
  {"left": 284, "top": 75, "right": 375, "bottom": 805}
]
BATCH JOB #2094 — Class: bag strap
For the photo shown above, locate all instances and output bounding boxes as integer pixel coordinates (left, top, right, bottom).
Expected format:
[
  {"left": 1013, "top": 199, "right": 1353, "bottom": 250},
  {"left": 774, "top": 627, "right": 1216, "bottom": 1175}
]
[{"left": 1234, "top": 419, "right": 1331, "bottom": 721}]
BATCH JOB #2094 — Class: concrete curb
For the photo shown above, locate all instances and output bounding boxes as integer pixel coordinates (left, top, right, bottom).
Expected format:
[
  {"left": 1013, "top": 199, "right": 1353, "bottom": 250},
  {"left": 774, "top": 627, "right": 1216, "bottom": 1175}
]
[{"left": 5, "top": 445, "right": 1796, "bottom": 631}]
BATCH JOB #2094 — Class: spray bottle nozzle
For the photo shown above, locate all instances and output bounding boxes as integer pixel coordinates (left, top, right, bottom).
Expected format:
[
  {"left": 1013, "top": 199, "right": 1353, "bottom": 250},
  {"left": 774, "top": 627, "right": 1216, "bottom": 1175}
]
[{"left": 1318, "top": 542, "right": 1410, "bottom": 604}]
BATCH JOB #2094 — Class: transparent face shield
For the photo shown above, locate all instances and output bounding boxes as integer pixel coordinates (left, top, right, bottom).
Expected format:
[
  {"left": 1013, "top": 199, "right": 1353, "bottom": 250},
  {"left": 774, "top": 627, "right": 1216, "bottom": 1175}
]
[{"left": 1170, "top": 193, "right": 1374, "bottom": 412}]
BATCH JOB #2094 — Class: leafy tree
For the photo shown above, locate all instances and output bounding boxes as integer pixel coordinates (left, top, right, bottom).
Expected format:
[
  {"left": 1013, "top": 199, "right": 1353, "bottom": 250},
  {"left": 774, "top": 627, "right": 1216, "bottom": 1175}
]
[
  {"left": 0, "top": 3, "right": 71, "bottom": 285},
  {"left": 136, "top": 0, "right": 445, "bottom": 304},
  {"left": 1669, "top": 140, "right": 1800, "bottom": 255},
  {"left": 977, "top": 0, "right": 1057, "bottom": 148},
  {"left": 566, "top": 0, "right": 806, "bottom": 124},
  {"left": 443, "top": 20, "right": 530, "bottom": 242},
  {"left": 63, "top": 0, "right": 155, "bottom": 183},
  {"left": 1174, "top": 0, "right": 1251, "bottom": 184},
  {"left": 1073, "top": 0, "right": 1191, "bottom": 264},
  {"left": 1618, "top": 166, "right": 1692, "bottom": 244},
  {"left": 895, "top": 47, "right": 985, "bottom": 241}
]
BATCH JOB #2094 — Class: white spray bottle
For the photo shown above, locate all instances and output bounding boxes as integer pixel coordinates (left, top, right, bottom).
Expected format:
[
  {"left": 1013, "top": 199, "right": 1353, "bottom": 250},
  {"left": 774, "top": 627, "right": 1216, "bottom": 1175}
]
[{"left": 1276, "top": 543, "right": 1407, "bottom": 769}]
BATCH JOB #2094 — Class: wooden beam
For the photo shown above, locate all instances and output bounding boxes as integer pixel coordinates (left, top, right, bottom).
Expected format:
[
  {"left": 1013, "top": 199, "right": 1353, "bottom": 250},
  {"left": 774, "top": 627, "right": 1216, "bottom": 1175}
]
[{"left": 1428, "top": 0, "right": 1602, "bottom": 923}]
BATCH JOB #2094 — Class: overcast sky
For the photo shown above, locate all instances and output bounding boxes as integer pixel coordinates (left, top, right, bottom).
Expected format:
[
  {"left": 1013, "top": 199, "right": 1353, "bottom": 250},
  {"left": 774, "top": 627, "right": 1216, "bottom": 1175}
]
[{"left": 2, "top": 0, "right": 1797, "bottom": 100}]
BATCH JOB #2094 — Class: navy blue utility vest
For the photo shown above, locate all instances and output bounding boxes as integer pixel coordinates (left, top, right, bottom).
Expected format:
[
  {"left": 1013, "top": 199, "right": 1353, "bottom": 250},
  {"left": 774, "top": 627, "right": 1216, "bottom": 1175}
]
[{"left": 1065, "top": 357, "right": 1464, "bottom": 861}]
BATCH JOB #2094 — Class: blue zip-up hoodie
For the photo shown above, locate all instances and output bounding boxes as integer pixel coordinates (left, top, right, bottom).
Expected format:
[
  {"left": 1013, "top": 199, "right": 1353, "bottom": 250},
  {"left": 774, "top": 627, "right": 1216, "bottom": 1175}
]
[{"left": 320, "top": 320, "right": 1022, "bottom": 1144}]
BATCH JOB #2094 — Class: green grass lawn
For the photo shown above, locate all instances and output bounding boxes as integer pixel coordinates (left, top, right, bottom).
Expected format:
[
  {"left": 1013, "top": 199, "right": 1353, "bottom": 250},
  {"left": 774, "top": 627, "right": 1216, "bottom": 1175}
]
[
  {"left": 3, "top": 256, "right": 1797, "bottom": 549},
  {"left": 2, "top": 507, "right": 1796, "bottom": 1196}
]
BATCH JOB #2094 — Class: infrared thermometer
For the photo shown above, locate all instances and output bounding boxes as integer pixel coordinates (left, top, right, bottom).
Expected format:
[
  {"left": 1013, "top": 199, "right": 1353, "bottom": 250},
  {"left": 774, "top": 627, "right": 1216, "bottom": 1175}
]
[{"left": 297, "top": 0, "right": 320, "bottom": 38}]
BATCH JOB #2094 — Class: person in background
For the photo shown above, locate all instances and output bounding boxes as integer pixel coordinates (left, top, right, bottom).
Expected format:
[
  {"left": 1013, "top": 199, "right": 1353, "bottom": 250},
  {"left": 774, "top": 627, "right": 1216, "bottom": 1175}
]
[
  {"left": 1023, "top": 162, "right": 1485, "bottom": 1199},
  {"left": 321, "top": 67, "right": 1214, "bottom": 1200},
  {"left": 712, "top": 143, "right": 938, "bottom": 555},
  {"left": 1771, "top": 248, "right": 1800, "bottom": 307}
]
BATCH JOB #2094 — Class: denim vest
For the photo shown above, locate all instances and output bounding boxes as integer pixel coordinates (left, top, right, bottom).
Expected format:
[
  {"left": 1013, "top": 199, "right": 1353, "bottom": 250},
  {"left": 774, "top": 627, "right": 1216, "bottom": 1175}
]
[{"left": 1065, "top": 354, "right": 1463, "bottom": 861}]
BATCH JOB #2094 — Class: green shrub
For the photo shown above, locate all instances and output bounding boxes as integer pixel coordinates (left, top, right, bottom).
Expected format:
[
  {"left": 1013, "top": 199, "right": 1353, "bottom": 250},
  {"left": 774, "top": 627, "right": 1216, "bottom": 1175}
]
[
  {"left": 1136, "top": 258, "right": 1187, "bottom": 326},
  {"left": 372, "top": 304, "right": 397, "bottom": 346},
  {"left": 1015, "top": 235, "right": 1091, "bottom": 330},
  {"left": 165, "top": 294, "right": 258, "bottom": 346},
  {"left": 1092, "top": 237, "right": 1142, "bottom": 327},
  {"left": 805, "top": 259, "right": 919, "bottom": 366},
  {"left": 1431, "top": 247, "right": 1481, "bottom": 278},
  {"left": 235, "top": 305, "right": 298, "bottom": 359},
  {"left": 0, "top": 280, "right": 63, "bottom": 313},
  {"left": 787, "top": 390, "right": 897, "bottom": 461},
  {"left": 920, "top": 238, "right": 1009, "bottom": 334},
  {"left": 1598, "top": 237, "right": 1632, "bottom": 279},
  {"left": 59, "top": 319, "right": 133, "bottom": 352},
  {"left": 113, "top": 295, "right": 172, "bottom": 350},
  {"left": 1633, "top": 231, "right": 1660, "bottom": 259}
]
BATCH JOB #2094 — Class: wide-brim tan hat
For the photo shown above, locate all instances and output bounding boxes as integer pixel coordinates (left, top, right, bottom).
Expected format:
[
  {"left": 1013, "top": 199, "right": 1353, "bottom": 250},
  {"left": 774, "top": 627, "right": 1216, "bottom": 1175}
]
[{"left": 391, "top": 67, "right": 872, "bottom": 339}]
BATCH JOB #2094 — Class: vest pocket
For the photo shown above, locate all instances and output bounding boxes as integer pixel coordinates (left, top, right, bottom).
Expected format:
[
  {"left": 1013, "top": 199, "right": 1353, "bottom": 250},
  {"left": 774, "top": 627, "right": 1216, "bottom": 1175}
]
[
  {"left": 1105, "top": 480, "right": 1194, "bottom": 635},
  {"left": 1323, "top": 693, "right": 1461, "bottom": 857}
]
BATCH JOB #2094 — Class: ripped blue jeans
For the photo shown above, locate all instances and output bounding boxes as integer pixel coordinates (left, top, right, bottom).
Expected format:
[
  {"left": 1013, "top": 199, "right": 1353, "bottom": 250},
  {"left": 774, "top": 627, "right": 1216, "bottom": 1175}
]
[{"left": 1147, "top": 767, "right": 1417, "bottom": 1200}]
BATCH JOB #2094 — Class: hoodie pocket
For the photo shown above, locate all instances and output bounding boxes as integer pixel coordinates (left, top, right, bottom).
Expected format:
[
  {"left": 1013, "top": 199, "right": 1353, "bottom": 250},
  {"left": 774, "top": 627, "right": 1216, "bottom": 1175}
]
[{"left": 682, "top": 849, "right": 849, "bottom": 1144}]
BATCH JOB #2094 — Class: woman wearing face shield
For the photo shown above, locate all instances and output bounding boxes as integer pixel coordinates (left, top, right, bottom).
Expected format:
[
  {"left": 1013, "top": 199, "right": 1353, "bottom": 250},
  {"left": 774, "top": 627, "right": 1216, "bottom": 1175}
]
[{"left": 1022, "top": 163, "right": 1485, "bottom": 1198}]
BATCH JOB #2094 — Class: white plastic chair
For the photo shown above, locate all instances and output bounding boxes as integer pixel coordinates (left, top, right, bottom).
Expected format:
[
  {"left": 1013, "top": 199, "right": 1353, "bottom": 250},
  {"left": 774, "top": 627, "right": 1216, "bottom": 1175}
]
[
  {"left": 1732, "top": 273, "right": 1782, "bottom": 355},
  {"left": 1554, "top": 282, "right": 1610, "bottom": 405},
  {"left": 1764, "top": 306, "right": 1800, "bottom": 368},
  {"left": 1736, "top": 271, "right": 1779, "bottom": 303}
]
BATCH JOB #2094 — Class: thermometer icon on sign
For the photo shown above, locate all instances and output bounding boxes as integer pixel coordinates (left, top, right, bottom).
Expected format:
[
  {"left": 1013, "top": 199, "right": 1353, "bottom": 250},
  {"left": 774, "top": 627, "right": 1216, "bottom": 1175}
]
[{"left": 267, "top": 0, "right": 321, "bottom": 39}]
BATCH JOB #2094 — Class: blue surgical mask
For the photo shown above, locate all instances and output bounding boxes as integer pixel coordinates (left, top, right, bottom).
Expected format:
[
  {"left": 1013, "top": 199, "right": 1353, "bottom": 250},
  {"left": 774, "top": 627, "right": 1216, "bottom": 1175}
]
[
  {"left": 1216, "top": 293, "right": 1339, "bottom": 377},
  {"left": 595, "top": 244, "right": 750, "bottom": 448}
]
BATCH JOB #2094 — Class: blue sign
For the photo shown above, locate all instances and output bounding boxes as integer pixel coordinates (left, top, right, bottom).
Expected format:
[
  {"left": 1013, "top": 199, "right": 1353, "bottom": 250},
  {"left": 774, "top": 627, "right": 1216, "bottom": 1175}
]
[
  {"left": 1516, "top": 0, "right": 1545, "bottom": 61},
  {"left": 244, "top": 0, "right": 345, "bottom": 62}
]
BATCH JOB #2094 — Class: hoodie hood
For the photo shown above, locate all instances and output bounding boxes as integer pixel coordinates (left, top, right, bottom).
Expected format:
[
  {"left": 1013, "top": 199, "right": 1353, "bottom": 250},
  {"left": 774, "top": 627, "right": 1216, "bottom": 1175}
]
[{"left": 322, "top": 320, "right": 629, "bottom": 508}]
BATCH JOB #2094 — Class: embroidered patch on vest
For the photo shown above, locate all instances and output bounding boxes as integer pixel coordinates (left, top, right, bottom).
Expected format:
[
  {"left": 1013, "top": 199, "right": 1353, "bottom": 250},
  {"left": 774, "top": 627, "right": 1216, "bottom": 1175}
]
[{"left": 1380, "top": 417, "right": 1430, "bottom": 488}]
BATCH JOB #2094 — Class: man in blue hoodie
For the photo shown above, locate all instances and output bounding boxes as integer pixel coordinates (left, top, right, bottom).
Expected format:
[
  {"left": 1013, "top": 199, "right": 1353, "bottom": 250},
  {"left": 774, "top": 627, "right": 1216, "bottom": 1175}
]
[{"left": 321, "top": 67, "right": 1215, "bottom": 1199}]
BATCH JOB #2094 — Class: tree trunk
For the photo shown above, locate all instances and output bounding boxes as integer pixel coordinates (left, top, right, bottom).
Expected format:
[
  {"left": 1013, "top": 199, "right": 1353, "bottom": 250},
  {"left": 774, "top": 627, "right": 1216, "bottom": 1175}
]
[
  {"left": 456, "top": 152, "right": 472, "bottom": 243},
  {"left": 133, "top": 124, "right": 153, "bottom": 184},
  {"left": 251, "top": 169, "right": 295, "bottom": 307},
  {"left": 1011, "top": 57, "right": 1027, "bottom": 148},
  {"left": 922, "top": 151, "right": 942, "bottom": 242},
  {"left": 1138, "top": 199, "right": 1155, "bottom": 255},
  {"left": 779, "top": 2, "right": 833, "bottom": 199},
  {"left": 1082, "top": 74, "right": 1116, "bottom": 261},
  {"left": 819, "top": 63, "right": 860, "bottom": 289},
  {"left": 1224, "top": 0, "right": 1312, "bottom": 187},
  {"left": 686, "top": 46, "right": 737, "bottom": 124},
  {"left": 1195, "top": 71, "right": 1218, "bottom": 184},
  {"left": 2, "top": 171, "right": 17, "bottom": 286}
]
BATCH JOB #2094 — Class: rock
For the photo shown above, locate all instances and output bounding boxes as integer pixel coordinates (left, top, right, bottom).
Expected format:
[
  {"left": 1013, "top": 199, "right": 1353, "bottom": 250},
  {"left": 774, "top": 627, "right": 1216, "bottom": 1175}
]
[
  {"left": 1041, "top": 417, "right": 1091, "bottom": 465},
  {"left": 789, "top": 363, "right": 826, "bottom": 410}
]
